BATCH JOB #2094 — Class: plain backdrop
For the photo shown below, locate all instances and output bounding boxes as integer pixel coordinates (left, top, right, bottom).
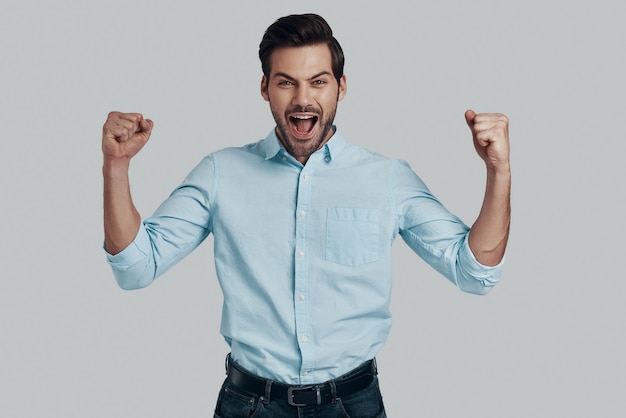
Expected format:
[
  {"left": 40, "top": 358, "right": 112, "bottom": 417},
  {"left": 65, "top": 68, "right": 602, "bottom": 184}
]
[{"left": 1, "top": 1, "right": 624, "bottom": 417}]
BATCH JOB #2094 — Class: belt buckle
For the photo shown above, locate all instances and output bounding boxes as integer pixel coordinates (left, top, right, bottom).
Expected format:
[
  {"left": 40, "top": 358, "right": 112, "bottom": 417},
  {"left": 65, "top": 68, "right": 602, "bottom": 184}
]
[{"left": 287, "top": 385, "right": 321, "bottom": 407}]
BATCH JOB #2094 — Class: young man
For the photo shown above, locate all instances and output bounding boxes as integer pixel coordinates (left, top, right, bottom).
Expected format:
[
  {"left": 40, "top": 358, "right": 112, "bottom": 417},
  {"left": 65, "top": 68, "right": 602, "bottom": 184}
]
[{"left": 102, "top": 13, "right": 510, "bottom": 417}]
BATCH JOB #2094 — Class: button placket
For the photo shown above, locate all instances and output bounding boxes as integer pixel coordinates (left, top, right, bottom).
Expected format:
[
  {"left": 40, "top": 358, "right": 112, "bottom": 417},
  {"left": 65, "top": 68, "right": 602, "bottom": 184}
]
[{"left": 293, "top": 167, "right": 315, "bottom": 382}]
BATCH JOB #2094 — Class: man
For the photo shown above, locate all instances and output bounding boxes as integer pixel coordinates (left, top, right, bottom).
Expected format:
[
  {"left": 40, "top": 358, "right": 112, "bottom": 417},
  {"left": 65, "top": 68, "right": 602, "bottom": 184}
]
[{"left": 103, "top": 13, "right": 510, "bottom": 417}]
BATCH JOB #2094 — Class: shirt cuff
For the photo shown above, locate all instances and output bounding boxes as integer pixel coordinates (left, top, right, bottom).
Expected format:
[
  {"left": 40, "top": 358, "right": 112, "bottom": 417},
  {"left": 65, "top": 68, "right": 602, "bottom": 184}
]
[
  {"left": 458, "top": 237, "right": 504, "bottom": 287},
  {"left": 104, "top": 226, "right": 150, "bottom": 268}
]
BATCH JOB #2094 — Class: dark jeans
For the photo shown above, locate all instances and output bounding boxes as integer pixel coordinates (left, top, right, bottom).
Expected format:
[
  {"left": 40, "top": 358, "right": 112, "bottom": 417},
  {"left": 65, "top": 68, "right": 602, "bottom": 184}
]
[{"left": 213, "top": 359, "right": 387, "bottom": 418}]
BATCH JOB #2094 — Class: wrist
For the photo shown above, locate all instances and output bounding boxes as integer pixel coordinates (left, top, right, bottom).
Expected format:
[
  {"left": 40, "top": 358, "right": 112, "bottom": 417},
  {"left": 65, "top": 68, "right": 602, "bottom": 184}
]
[
  {"left": 102, "top": 156, "right": 131, "bottom": 178},
  {"left": 486, "top": 162, "right": 511, "bottom": 178}
]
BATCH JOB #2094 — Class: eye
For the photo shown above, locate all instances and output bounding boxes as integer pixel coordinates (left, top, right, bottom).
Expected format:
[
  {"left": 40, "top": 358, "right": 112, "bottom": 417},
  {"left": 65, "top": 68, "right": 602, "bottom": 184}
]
[
  {"left": 278, "top": 80, "right": 294, "bottom": 87},
  {"left": 312, "top": 79, "right": 327, "bottom": 86}
]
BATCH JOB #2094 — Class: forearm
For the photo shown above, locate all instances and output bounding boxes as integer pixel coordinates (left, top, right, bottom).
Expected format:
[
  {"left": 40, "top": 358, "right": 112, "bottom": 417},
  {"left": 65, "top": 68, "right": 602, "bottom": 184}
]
[
  {"left": 103, "top": 157, "right": 142, "bottom": 255},
  {"left": 469, "top": 166, "right": 511, "bottom": 266}
]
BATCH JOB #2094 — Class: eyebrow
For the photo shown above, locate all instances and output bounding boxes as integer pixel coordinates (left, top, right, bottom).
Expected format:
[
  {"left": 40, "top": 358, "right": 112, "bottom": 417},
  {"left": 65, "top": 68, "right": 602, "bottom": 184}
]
[{"left": 273, "top": 71, "right": 333, "bottom": 82}]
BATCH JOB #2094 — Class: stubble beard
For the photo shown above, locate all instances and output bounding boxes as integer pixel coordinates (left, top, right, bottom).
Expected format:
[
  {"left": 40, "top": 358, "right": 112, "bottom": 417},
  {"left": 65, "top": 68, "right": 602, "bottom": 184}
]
[{"left": 272, "top": 104, "right": 337, "bottom": 162}]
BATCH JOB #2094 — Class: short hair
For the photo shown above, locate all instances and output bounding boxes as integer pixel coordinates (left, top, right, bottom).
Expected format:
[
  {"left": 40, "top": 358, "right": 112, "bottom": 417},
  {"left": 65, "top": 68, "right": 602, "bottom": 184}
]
[{"left": 259, "top": 13, "right": 345, "bottom": 84}]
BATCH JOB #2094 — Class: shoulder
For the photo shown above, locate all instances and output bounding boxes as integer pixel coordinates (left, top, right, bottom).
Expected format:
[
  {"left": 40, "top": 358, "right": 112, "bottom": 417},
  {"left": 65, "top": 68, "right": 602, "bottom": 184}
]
[
  {"left": 182, "top": 139, "right": 266, "bottom": 179},
  {"left": 212, "top": 138, "right": 265, "bottom": 158},
  {"left": 198, "top": 139, "right": 268, "bottom": 168},
  {"left": 338, "top": 140, "right": 410, "bottom": 175}
]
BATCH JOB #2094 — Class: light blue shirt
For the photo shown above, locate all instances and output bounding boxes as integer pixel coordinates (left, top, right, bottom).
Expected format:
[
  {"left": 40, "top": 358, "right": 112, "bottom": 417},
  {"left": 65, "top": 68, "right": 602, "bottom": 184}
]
[{"left": 106, "top": 128, "right": 504, "bottom": 384}]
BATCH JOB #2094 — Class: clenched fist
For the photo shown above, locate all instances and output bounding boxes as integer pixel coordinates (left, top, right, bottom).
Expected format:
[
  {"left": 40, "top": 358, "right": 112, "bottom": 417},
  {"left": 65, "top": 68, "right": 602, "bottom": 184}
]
[
  {"left": 102, "top": 111, "right": 154, "bottom": 161},
  {"left": 464, "top": 110, "right": 510, "bottom": 173}
]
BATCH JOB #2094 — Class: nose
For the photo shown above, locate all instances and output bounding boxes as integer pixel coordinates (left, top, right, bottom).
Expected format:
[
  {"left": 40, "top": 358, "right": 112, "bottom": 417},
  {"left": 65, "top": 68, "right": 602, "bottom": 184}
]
[{"left": 293, "top": 84, "right": 312, "bottom": 107}]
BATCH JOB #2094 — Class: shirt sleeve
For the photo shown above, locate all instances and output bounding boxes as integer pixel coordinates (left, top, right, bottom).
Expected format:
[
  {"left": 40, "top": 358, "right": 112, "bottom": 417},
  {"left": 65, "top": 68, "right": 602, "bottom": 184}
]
[
  {"left": 391, "top": 159, "right": 504, "bottom": 295},
  {"left": 104, "top": 154, "right": 217, "bottom": 290}
]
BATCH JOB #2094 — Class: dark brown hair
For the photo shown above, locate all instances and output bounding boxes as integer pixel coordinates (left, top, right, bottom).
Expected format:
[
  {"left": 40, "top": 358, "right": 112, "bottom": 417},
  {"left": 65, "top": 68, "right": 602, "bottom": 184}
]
[{"left": 259, "top": 14, "right": 345, "bottom": 84}]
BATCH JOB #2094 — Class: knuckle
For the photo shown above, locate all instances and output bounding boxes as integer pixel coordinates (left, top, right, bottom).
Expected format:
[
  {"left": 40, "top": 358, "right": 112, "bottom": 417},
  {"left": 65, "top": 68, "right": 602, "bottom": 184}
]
[{"left": 103, "top": 121, "right": 115, "bottom": 132}]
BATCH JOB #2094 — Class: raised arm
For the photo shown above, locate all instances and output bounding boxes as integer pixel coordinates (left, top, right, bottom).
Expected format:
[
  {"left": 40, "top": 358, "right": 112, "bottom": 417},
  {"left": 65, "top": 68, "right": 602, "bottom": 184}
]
[
  {"left": 465, "top": 109, "right": 511, "bottom": 266},
  {"left": 102, "top": 111, "right": 154, "bottom": 255}
]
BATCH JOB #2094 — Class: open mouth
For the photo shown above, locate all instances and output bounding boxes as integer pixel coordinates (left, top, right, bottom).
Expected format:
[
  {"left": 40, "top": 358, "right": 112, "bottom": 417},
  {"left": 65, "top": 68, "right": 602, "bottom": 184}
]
[{"left": 290, "top": 114, "right": 318, "bottom": 139}]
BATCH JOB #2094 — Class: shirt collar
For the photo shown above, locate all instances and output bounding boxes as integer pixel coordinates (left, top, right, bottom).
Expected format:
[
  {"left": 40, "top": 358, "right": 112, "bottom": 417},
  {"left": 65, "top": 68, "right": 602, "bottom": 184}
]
[
  {"left": 263, "top": 126, "right": 348, "bottom": 162},
  {"left": 263, "top": 129, "right": 282, "bottom": 160}
]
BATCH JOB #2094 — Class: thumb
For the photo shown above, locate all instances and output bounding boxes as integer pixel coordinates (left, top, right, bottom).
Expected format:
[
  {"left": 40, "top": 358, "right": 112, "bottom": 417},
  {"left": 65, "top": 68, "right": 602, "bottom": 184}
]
[
  {"left": 464, "top": 109, "right": 476, "bottom": 128},
  {"left": 138, "top": 118, "right": 154, "bottom": 134},
  {"left": 136, "top": 118, "right": 154, "bottom": 142}
]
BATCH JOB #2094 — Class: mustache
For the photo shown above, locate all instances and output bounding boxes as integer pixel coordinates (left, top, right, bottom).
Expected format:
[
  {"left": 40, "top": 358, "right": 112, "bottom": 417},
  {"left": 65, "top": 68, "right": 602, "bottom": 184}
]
[{"left": 288, "top": 106, "right": 319, "bottom": 114}]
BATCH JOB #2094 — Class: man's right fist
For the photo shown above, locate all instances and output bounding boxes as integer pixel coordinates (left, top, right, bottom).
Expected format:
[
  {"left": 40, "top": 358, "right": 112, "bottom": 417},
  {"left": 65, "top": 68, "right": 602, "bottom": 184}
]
[{"left": 102, "top": 111, "right": 154, "bottom": 160}]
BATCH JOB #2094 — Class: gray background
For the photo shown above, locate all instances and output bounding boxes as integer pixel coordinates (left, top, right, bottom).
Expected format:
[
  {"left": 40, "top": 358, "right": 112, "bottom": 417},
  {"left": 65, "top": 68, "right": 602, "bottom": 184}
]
[{"left": 1, "top": 0, "right": 624, "bottom": 417}]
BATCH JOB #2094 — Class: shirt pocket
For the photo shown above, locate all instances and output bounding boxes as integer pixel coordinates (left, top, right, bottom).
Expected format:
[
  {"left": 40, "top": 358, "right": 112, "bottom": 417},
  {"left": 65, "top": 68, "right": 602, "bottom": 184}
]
[{"left": 326, "top": 208, "right": 379, "bottom": 266}]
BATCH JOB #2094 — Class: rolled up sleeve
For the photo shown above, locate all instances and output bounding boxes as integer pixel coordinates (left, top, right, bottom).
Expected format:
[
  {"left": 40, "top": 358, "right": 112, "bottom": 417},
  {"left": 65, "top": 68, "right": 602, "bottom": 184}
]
[
  {"left": 103, "top": 154, "right": 216, "bottom": 290},
  {"left": 455, "top": 235, "right": 504, "bottom": 294},
  {"left": 105, "top": 226, "right": 156, "bottom": 290},
  {"left": 392, "top": 159, "right": 505, "bottom": 295}
]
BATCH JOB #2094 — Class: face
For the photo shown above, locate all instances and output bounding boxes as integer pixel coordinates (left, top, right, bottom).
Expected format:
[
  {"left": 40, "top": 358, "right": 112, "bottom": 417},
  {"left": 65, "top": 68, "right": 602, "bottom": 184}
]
[{"left": 261, "top": 44, "right": 347, "bottom": 164}]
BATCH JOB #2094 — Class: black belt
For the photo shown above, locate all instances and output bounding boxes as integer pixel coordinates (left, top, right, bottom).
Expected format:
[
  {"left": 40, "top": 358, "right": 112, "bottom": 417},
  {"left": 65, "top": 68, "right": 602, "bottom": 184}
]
[{"left": 225, "top": 355, "right": 377, "bottom": 407}]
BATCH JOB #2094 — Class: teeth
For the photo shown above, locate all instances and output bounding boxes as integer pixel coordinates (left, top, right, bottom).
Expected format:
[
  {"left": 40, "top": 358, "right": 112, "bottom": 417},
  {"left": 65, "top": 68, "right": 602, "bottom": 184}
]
[{"left": 292, "top": 115, "right": 314, "bottom": 119}]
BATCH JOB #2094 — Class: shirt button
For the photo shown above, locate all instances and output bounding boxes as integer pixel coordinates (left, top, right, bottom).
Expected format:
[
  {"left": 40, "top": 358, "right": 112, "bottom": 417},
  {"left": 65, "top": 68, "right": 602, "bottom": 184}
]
[
  {"left": 300, "top": 335, "right": 308, "bottom": 342},
  {"left": 298, "top": 295, "right": 305, "bottom": 301},
  {"left": 324, "top": 156, "right": 330, "bottom": 162},
  {"left": 303, "top": 173, "right": 309, "bottom": 180},
  {"left": 298, "top": 210, "right": 306, "bottom": 218},
  {"left": 297, "top": 251, "right": 304, "bottom": 258},
  {"left": 302, "top": 371, "right": 309, "bottom": 376}
]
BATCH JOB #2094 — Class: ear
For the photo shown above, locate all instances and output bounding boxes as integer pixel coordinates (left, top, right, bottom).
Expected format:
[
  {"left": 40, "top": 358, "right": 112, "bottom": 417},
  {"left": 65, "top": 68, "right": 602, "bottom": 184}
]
[
  {"left": 260, "top": 76, "right": 269, "bottom": 101},
  {"left": 337, "top": 74, "right": 347, "bottom": 101}
]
